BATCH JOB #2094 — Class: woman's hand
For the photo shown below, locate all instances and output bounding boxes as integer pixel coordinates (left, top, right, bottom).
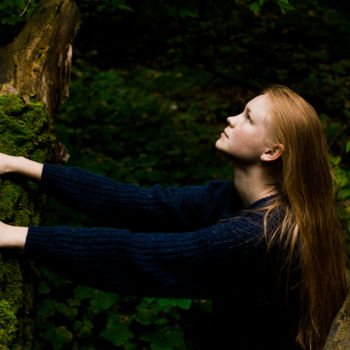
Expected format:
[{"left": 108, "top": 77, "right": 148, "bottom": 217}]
[{"left": 0, "top": 220, "right": 28, "bottom": 248}]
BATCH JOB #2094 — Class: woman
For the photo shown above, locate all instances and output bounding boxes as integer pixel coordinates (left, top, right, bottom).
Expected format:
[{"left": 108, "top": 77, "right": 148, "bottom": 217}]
[{"left": 0, "top": 85, "right": 348, "bottom": 349}]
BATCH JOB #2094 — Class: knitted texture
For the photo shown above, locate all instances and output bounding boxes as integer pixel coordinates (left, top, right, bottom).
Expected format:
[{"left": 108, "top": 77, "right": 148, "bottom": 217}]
[{"left": 24, "top": 163, "right": 301, "bottom": 349}]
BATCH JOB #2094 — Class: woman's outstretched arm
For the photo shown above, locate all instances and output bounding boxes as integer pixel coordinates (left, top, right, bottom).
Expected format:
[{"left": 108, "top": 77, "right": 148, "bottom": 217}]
[
  {"left": 0, "top": 152, "right": 240, "bottom": 231},
  {"left": 0, "top": 196, "right": 277, "bottom": 298},
  {"left": 37, "top": 162, "right": 240, "bottom": 231},
  {"left": 0, "top": 153, "right": 43, "bottom": 180},
  {"left": 21, "top": 212, "right": 265, "bottom": 299},
  {"left": 0, "top": 153, "right": 241, "bottom": 231}
]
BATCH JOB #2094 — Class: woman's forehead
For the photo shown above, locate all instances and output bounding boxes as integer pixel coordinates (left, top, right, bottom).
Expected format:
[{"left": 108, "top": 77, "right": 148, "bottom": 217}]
[{"left": 247, "top": 94, "right": 271, "bottom": 122}]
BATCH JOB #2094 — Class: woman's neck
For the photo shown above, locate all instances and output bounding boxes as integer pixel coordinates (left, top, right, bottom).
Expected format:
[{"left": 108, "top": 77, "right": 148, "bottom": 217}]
[{"left": 234, "top": 165, "right": 278, "bottom": 207}]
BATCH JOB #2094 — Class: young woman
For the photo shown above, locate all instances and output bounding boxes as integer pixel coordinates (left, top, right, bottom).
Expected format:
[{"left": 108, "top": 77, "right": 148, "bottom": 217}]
[{"left": 0, "top": 85, "right": 348, "bottom": 349}]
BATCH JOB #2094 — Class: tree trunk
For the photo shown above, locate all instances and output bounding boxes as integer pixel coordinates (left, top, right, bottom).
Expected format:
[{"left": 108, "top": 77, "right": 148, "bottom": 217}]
[
  {"left": 0, "top": 1, "right": 80, "bottom": 348},
  {"left": 323, "top": 292, "right": 350, "bottom": 350}
]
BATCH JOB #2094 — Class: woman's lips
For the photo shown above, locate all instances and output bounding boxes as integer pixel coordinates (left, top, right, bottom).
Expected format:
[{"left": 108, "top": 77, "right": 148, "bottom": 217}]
[{"left": 223, "top": 130, "right": 229, "bottom": 138}]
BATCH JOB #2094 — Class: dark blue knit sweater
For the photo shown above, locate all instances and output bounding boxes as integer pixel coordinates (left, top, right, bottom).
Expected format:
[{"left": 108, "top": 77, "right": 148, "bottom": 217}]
[{"left": 25, "top": 163, "right": 301, "bottom": 349}]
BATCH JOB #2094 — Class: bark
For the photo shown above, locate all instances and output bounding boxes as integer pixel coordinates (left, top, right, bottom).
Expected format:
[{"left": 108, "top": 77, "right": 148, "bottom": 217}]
[
  {"left": 0, "top": 0, "right": 80, "bottom": 118},
  {"left": 323, "top": 292, "right": 350, "bottom": 350},
  {"left": 0, "top": 1, "right": 80, "bottom": 348}
]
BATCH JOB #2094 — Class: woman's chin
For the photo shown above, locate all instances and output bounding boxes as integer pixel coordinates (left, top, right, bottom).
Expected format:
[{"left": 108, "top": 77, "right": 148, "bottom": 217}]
[{"left": 215, "top": 138, "right": 225, "bottom": 150}]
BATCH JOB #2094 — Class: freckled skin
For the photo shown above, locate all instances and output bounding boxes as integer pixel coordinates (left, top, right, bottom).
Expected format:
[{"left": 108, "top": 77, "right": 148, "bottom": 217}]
[{"left": 215, "top": 94, "right": 273, "bottom": 164}]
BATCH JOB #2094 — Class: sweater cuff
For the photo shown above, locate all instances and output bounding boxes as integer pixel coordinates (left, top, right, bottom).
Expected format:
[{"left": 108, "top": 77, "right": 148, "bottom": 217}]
[
  {"left": 24, "top": 225, "right": 73, "bottom": 260},
  {"left": 25, "top": 225, "right": 48, "bottom": 251},
  {"left": 41, "top": 162, "right": 64, "bottom": 186}
]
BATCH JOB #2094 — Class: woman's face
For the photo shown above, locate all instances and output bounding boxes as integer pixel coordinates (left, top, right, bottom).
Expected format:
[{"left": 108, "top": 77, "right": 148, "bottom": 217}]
[{"left": 215, "top": 94, "right": 274, "bottom": 164}]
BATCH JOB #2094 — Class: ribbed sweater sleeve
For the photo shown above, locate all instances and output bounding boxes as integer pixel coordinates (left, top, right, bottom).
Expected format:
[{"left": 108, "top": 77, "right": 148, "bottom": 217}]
[
  {"left": 25, "top": 163, "right": 269, "bottom": 299},
  {"left": 25, "top": 213, "right": 265, "bottom": 299},
  {"left": 39, "top": 163, "right": 241, "bottom": 231}
]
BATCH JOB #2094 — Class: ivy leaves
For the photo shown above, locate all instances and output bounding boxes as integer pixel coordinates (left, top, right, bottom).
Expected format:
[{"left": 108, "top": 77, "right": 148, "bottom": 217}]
[{"left": 35, "top": 267, "right": 203, "bottom": 350}]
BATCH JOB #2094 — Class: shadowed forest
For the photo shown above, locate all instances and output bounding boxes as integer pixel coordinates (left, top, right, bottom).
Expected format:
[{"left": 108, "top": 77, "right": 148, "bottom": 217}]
[{"left": 0, "top": 0, "right": 350, "bottom": 349}]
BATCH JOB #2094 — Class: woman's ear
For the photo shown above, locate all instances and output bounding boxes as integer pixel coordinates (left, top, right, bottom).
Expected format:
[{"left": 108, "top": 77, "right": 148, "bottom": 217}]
[{"left": 261, "top": 143, "right": 284, "bottom": 162}]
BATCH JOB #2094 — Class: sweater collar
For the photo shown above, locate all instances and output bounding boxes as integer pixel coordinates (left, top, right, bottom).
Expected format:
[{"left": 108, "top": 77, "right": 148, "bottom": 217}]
[{"left": 247, "top": 194, "right": 280, "bottom": 209}]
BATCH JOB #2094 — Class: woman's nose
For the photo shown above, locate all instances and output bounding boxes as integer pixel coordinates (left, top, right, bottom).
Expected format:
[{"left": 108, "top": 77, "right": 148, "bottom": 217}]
[{"left": 227, "top": 116, "right": 235, "bottom": 127}]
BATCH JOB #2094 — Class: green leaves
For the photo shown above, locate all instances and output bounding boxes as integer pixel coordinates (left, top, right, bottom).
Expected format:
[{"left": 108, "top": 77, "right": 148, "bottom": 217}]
[
  {"left": 235, "top": 0, "right": 293, "bottom": 13},
  {"left": 77, "top": 0, "right": 133, "bottom": 22},
  {"left": 346, "top": 141, "right": 350, "bottom": 154},
  {"left": 39, "top": 325, "right": 73, "bottom": 350},
  {"left": 158, "top": 298, "right": 192, "bottom": 310},
  {"left": 245, "top": 0, "right": 268, "bottom": 13},
  {"left": 35, "top": 264, "right": 201, "bottom": 349},
  {"left": 73, "top": 286, "right": 120, "bottom": 314},
  {"left": 139, "top": 326, "right": 186, "bottom": 350},
  {"left": 73, "top": 318, "right": 94, "bottom": 338},
  {"left": 99, "top": 313, "right": 133, "bottom": 346},
  {"left": 0, "top": 0, "right": 37, "bottom": 25}
]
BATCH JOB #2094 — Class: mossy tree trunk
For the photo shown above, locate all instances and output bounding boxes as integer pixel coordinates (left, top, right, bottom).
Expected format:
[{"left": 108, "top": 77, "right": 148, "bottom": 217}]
[{"left": 0, "top": 0, "right": 80, "bottom": 348}]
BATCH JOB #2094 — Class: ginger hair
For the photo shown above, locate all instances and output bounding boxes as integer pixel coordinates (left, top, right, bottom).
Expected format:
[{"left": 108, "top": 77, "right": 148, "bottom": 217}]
[{"left": 262, "top": 85, "right": 348, "bottom": 349}]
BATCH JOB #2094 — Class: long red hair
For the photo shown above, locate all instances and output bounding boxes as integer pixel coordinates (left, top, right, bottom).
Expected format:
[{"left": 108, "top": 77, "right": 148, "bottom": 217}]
[{"left": 262, "top": 85, "right": 348, "bottom": 349}]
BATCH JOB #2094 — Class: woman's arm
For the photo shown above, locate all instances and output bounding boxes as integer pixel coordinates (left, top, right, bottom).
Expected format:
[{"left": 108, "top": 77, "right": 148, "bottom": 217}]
[
  {"left": 21, "top": 215, "right": 265, "bottom": 299},
  {"left": 0, "top": 221, "right": 28, "bottom": 248},
  {"left": 34, "top": 162, "right": 240, "bottom": 231},
  {"left": 0, "top": 153, "right": 240, "bottom": 231},
  {"left": 0, "top": 153, "right": 43, "bottom": 180}
]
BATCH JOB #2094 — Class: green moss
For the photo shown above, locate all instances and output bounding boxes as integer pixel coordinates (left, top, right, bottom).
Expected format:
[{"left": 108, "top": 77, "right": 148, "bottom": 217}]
[
  {"left": 0, "top": 93, "right": 56, "bottom": 349},
  {"left": 0, "top": 254, "right": 24, "bottom": 349},
  {"left": 0, "top": 94, "right": 54, "bottom": 157},
  {"left": 0, "top": 257, "right": 23, "bottom": 307},
  {"left": 30, "top": 149, "right": 46, "bottom": 163},
  {"left": 0, "top": 299, "right": 18, "bottom": 347},
  {"left": 0, "top": 184, "right": 21, "bottom": 221},
  {"left": 0, "top": 94, "right": 24, "bottom": 115}
]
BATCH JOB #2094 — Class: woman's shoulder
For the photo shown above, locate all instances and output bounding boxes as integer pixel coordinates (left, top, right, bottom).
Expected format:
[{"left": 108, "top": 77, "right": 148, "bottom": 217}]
[{"left": 213, "top": 195, "right": 287, "bottom": 249}]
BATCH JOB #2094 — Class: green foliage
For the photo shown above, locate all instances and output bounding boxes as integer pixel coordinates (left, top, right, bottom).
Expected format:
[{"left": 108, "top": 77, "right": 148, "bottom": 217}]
[
  {"left": 39, "top": 325, "right": 73, "bottom": 350},
  {"left": 73, "top": 286, "right": 119, "bottom": 314},
  {"left": 236, "top": 0, "right": 293, "bottom": 13},
  {"left": 0, "top": 0, "right": 37, "bottom": 25},
  {"left": 34, "top": 267, "right": 211, "bottom": 350},
  {"left": 320, "top": 110, "right": 350, "bottom": 246},
  {"left": 157, "top": 299, "right": 192, "bottom": 310},
  {"left": 139, "top": 326, "right": 186, "bottom": 350},
  {"left": 0, "top": 0, "right": 293, "bottom": 30},
  {"left": 99, "top": 313, "right": 133, "bottom": 347},
  {"left": 53, "top": 64, "right": 234, "bottom": 188},
  {"left": 77, "top": 0, "right": 133, "bottom": 22}
]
